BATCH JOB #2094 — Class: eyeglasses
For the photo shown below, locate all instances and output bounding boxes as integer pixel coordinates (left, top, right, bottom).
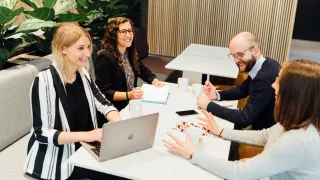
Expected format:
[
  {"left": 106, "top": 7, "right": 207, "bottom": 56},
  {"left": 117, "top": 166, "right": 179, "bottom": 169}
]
[
  {"left": 228, "top": 46, "right": 255, "bottom": 60},
  {"left": 118, "top": 28, "right": 134, "bottom": 36}
]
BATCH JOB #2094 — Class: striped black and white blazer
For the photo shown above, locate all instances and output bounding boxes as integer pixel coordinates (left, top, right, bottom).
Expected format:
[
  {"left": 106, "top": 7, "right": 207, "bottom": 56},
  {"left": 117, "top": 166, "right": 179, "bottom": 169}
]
[{"left": 23, "top": 63, "right": 118, "bottom": 180}]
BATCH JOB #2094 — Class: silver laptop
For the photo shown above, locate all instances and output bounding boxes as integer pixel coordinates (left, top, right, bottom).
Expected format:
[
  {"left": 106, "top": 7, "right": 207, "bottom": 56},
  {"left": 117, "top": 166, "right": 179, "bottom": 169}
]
[{"left": 81, "top": 113, "right": 159, "bottom": 162}]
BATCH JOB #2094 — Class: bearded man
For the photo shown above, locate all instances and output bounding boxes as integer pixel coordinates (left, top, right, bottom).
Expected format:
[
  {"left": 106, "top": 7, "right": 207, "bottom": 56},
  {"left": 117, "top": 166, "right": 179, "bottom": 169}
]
[{"left": 197, "top": 32, "right": 281, "bottom": 131}]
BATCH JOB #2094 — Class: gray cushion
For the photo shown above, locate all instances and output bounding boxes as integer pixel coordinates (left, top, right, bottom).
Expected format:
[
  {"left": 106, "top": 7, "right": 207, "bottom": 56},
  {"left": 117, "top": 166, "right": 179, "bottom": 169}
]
[{"left": 0, "top": 58, "right": 52, "bottom": 151}]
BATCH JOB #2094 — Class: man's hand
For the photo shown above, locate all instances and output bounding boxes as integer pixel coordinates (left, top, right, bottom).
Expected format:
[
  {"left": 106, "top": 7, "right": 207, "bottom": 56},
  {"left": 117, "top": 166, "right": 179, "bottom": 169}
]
[
  {"left": 197, "top": 93, "right": 211, "bottom": 109},
  {"left": 203, "top": 80, "right": 218, "bottom": 100}
]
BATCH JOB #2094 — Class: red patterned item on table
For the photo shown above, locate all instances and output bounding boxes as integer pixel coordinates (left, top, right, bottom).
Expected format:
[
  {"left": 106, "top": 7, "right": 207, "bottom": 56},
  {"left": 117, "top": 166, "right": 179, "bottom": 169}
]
[{"left": 172, "top": 121, "right": 210, "bottom": 142}]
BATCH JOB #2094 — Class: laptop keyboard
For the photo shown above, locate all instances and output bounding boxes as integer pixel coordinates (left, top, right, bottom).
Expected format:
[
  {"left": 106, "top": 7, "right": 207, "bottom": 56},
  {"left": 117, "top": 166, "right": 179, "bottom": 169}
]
[{"left": 87, "top": 141, "right": 101, "bottom": 156}]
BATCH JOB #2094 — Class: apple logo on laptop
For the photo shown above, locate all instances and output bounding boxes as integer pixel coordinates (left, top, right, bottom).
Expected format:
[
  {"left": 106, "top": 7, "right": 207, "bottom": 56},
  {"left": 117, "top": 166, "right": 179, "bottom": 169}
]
[{"left": 128, "top": 133, "right": 134, "bottom": 140}]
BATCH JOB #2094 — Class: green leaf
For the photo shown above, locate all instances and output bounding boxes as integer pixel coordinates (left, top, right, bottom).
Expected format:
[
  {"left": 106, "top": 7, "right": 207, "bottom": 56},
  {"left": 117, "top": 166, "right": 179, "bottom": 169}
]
[
  {"left": 3, "top": 17, "right": 17, "bottom": 30},
  {"left": 43, "top": 0, "right": 57, "bottom": 8},
  {"left": 20, "top": 0, "right": 39, "bottom": 9},
  {"left": 76, "top": 0, "right": 86, "bottom": 6},
  {"left": 0, "top": 0, "right": 19, "bottom": 10},
  {"left": 87, "top": 1, "right": 105, "bottom": 11},
  {"left": 53, "top": 0, "right": 77, "bottom": 15},
  {"left": 0, "top": 7, "right": 24, "bottom": 25},
  {"left": 5, "top": 33, "right": 25, "bottom": 40},
  {"left": 55, "top": 12, "right": 88, "bottom": 22},
  {"left": 16, "top": 19, "right": 58, "bottom": 32},
  {"left": 0, "top": 48, "right": 12, "bottom": 69},
  {"left": 14, "top": 34, "right": 38, "bottom": 49},
  {"left": 24, "top": 7, "right": 55, "bottom": 21},
  {"left": 34, "top": 27, "right": 57, "bottom": 54},
  {"left": 87, "top": 12, "right": 104, "bottom": 21},
  {"left": 23, "top": 13, "right": 36, "bottom": 19},
  {"left": 76, "top": 4, "right": 87, "bottom": 14}
]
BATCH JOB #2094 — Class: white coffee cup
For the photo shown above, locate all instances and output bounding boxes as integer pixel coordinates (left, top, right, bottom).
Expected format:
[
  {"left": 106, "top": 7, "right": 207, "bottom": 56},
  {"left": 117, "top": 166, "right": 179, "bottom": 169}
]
[
  {"left": 187, "top": 126, "right": 203, "bottom": 145},
  {"left": 178, "top": 77, "right": 188, "bottom": 92},
  {"left": 192, "top": 83, "right": 203, "bottom": 96},
  {"left": 129, "top": 99, "right": 142, "bottom": 118}
]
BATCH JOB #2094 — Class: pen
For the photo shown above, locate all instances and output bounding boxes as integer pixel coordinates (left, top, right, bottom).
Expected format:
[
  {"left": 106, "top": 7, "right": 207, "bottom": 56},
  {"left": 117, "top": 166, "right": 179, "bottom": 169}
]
[{"left": 129, "top": 85, "right": 135, "bottom": 90}]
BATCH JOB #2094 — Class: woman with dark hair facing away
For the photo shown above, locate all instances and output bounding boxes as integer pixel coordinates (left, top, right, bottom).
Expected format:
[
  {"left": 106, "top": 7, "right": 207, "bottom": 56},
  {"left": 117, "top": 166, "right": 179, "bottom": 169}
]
[
  {"left": 164, "top": 60, "right": 320, "bottom": 179},
  {"left": 95, "top": 17, "right": 164, "bottom": 112}
]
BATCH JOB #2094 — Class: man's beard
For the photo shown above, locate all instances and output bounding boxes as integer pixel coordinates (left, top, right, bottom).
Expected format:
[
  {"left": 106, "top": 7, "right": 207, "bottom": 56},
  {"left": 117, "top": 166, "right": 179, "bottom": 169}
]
[{"left": 244, "top": 55, "right": 256, "bottom": 72}]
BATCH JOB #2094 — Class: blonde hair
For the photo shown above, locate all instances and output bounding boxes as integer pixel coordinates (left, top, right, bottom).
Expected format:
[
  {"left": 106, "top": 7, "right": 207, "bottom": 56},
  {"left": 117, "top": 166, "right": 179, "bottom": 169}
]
[{"left": 51, "top": 23, "right": 92, "bottom": 81}]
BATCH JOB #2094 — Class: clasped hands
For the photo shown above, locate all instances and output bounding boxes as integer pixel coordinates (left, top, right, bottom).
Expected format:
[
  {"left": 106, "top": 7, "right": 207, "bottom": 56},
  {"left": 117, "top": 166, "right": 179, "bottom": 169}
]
[{"left": 197, "top": 80, "right": 219, "bottom": 109}]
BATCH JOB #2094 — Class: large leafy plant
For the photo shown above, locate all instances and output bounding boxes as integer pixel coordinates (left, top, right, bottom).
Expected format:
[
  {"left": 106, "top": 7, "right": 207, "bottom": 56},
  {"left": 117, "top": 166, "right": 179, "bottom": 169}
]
[
  {"left": 0, "top": 0, "right": 29, "bottom": 69},
  {"left": 76, "top": 0, "right": 141, "bottom": 38},
  {"left": 19, "top": 0, "right": 88, "bottom": 54}
]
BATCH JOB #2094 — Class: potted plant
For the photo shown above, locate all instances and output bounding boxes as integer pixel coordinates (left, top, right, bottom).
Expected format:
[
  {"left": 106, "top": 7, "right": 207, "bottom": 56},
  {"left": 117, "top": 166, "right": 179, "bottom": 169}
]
[
  {"left": 0, "top": 0, "right": 32, "bottom": 70},
  {"left": 76, "top": 0, "right": 141, "bottom": 38},
  {"left": 18, "top": 0, "right": 89, "bottom": 55}
]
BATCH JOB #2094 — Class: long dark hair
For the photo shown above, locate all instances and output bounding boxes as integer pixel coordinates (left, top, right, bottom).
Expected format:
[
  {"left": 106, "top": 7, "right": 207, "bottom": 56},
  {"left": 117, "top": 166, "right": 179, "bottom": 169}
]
[
  {"left": 274, "top": 60, "right": 320, "bottom": 131},
  {"left": 100, "top": 17, "right": 140, "bottom": 75}
]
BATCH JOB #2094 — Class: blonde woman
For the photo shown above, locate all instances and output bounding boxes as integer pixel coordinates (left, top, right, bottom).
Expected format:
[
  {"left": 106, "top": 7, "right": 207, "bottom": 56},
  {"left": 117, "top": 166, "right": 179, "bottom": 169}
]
[
  {"left": 164, "top": 60, "right": 320, "bottom": 179},
  {"left": 23, "top": 23, "right": 122, "bottom": 179}
]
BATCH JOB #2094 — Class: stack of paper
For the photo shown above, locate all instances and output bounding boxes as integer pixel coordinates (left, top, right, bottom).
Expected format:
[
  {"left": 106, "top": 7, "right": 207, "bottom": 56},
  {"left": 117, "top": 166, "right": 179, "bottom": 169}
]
[{"left": 141, "top": 84, "right": 169, "bottom": 104}]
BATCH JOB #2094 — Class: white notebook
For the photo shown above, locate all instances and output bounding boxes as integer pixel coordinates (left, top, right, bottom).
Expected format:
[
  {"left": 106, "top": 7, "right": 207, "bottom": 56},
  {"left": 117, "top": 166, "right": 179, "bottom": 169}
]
[{"left": 141, "top": 84, "right": 169, "bottom": 104}]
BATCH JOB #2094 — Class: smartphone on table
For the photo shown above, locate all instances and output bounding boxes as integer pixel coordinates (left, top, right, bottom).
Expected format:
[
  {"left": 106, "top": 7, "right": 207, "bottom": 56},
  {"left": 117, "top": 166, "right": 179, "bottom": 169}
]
[{"left": 176, "top": 110, "right": 199, "bottom": 116}]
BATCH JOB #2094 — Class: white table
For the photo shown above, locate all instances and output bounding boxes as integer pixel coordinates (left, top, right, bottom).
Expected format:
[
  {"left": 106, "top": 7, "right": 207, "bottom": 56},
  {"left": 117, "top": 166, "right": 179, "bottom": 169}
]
[
  {"left": 165, "top": 44, "right": 239, "bottom": 84},
  {"left": 182, "top": 44, "right": 230, "bottom": 60},
  {"left": 69, "top": 83, "right": 236, "bottom": 180}
]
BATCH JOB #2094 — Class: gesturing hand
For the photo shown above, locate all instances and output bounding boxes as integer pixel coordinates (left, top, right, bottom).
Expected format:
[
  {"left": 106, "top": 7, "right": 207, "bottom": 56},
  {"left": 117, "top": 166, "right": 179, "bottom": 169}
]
[
  {"left": 203, "top": 80, "right": 218, "bottom": 100},
  {"left": 197, "top": 109, "right": 223, "bottom": 136},
  {"left": 163, "top": 133, "right": 196, "bottom": 160}
]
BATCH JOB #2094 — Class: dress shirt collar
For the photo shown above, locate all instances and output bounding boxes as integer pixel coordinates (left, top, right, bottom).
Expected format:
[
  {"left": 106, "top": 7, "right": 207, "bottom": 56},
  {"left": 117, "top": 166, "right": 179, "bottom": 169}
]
[{"left": 248, "top": 55, "right": 266, "bottom": 79}]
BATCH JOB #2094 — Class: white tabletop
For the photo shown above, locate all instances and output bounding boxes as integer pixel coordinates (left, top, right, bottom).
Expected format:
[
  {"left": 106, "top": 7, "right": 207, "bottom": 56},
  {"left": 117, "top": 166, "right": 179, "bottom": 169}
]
[
  {"left": 182, "top": 44, "right": 231, "bottom": 60},
  {"left": 165, "top": 53, "right": 239, "bottom": 79},
  {"left": 68, "top": 83, "right": 236, "bottom": 180},
  {"left": 165, "top": 44, "right": 239, "bottom": 79}
]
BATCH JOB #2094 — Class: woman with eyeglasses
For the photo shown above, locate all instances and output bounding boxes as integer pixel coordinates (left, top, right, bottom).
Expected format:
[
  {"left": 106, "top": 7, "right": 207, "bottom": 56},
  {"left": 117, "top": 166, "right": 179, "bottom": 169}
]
[
  {"left": 95, "top": 17, "right": 164, "bottom": 114},
  {"left": 164, "top": 60, "right": 320, "bottom": 179}
]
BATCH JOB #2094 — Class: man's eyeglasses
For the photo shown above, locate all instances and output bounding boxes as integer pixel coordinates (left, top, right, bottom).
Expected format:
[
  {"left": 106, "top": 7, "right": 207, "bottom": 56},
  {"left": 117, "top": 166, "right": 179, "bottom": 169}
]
[
  {"left": 228, "top": 46, "right": 255, "bottom": 60},
  {"left": 118, "top": 29, "right": 134, "bottom": 36}
]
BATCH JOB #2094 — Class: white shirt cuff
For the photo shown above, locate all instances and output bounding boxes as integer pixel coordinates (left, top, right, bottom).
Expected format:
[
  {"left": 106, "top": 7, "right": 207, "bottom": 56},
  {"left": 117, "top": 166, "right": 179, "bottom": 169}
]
[{"left": 216, "top": 92, "right": 221, "bottom": 101}]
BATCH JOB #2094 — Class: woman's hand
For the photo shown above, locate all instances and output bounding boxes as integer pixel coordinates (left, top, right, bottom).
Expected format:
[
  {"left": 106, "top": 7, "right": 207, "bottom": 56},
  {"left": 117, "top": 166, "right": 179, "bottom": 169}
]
[
  {"left": 81, "top": 129, "right": 103, "bottom": 143},
  {"left": 129, "top": 87, "right": 144, "bottom": 99},
  {"left": 197, "top": 109, "right": 223, "bottom": 136},
  {"left": 163, "top": 133, "right": 196, "bottom": 160},
  {"left": 152, "top": 78, "right": 165, "bottom": 87}
]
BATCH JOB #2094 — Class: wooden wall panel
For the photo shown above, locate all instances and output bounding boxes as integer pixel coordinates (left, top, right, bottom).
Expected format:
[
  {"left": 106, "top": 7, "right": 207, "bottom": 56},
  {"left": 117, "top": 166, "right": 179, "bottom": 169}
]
[{"left": 148, "top": 0, "right": 298, "bottom": 65}]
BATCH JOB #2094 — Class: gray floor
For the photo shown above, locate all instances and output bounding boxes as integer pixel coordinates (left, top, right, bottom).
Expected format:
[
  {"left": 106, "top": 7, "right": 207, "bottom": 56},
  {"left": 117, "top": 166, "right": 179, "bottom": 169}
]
[{"left": 289, "top": 39, "right": 320, "bottom": 63}]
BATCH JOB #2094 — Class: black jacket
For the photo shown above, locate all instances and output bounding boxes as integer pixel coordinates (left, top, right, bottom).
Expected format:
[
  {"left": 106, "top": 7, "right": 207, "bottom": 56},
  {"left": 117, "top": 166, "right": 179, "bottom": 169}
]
[
  {"left": 207, "top": 58, "right": 281, "bottom": 130},
  {"left": 95, "top": 50, "right": 156, "bottom": 111}
]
